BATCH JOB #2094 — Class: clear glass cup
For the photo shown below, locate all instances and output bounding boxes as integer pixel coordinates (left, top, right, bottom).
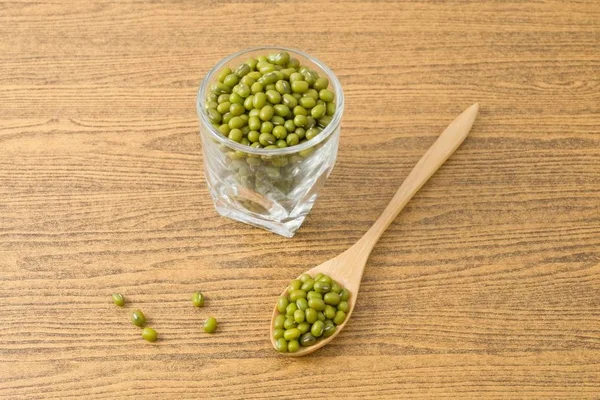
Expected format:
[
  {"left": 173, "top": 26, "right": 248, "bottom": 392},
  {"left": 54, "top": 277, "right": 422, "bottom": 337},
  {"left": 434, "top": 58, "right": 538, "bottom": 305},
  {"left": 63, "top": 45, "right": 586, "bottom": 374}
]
[{"left": 196, "top": 47, "right": 344, "bottom": 237}]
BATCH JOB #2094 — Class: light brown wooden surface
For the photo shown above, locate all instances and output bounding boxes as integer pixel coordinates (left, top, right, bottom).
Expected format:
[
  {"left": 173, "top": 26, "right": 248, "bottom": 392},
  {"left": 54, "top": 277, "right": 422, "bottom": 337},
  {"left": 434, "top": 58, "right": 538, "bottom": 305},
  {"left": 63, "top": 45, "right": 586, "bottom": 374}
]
[{"left": 1, "top": 1, "right": 599, "bottom": 398}]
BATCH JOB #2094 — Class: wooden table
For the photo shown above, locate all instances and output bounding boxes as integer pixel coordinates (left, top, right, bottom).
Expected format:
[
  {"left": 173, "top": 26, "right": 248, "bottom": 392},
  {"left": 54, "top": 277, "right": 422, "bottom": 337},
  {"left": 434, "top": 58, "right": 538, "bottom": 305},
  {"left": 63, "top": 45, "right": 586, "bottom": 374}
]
[{"left": 1, "top": 1, "right": 599, "bottom": 398}]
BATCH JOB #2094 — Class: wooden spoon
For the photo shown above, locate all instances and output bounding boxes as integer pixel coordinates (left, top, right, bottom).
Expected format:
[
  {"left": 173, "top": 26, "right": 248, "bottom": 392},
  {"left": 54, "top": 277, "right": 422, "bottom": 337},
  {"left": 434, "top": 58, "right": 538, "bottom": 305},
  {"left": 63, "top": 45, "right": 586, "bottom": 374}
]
[{"left": 270, "top": 103, "right": 480, "bottom": 356}]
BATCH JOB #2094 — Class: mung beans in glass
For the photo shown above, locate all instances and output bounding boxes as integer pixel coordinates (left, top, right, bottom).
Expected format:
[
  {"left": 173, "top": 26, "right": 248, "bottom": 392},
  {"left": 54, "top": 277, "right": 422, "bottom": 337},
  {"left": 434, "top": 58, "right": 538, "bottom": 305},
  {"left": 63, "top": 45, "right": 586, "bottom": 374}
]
[{"left": 197, "top": 47, "right": 344, "bottom": 237}]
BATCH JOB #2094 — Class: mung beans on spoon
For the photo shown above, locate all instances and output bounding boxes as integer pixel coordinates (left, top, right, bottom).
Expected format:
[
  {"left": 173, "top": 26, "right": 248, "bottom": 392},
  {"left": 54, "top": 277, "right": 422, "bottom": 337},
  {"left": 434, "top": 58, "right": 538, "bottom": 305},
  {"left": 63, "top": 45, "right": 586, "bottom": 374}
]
[{"left": 271, "top": 103, "right": 480, "bottom": 356}]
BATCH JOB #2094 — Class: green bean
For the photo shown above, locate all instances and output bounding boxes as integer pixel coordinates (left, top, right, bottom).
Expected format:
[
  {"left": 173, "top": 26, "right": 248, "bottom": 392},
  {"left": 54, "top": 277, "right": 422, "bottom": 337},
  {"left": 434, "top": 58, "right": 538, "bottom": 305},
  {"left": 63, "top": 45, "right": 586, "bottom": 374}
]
[
  {"left": 259, "top": 105, "right": 274, "bottom": 121},
  {"left": 297, "top": 322, "right": 310, "bottom": 334},
  {"left": 298, "top": 146, "right": 315, "bottom": 158},
  {"left": 284, "top": 119, "right": 296, "bottom": 132},
  {"left": 248, "top": 116, "right": 261, "bottom": 131},
  {"left": 299, "top": 96, "right": 316, "bottom": 109},
  {"left": 287, "top": 339, "right": 299, "bottom": 353},
  {"left": 324, "top": 292, "right": 341, "bottom": 306},
  {"left": 248, "top": 130, "right": 260, "bottom": 143},
  {"left": 300, "top": 278, "right": 314, "bottom": 291},
  {"left": 289, "top": 72, "right": 303, "bottom": 83},
  {"left": 326, "top": 101, "right": 336, "bottom": 116},
  {"left": 293, "top": 106, "right": 307, "bottom": 116},
  {"left": 230, "top": 103, "right": 245, "bottom": 116},
  {"left": 266, "top": 89, "right": 282, "bottom": 104},
  {"left": 340, "top": 288, "right": 351, "bottom": 301},
  {"left": 295, "top": 127, "right": 306, "bottom": 139},
  {"left": 260, "top": 121, "right": 274, "bottom": 134},
  {"left": 280, "top": 68, "right": 296, "bottom": 79},
  {"left": 305, "top": 308, "right": 318, "bottom": 324},
  {"left": 330, "top": 281, "right": 342, "bottom": 294},
  {"left": 217, "top": 101, "right": 231, "bottom": 114},
  {"left": 292, "top": 80, "right": 309, "bottom": 93},
  {"left": 229, "top": 94, "right": 243, "bottom": 105},
  {"left": 337, "top": 301, "right": 349, "bottom": 313},
  {"left": 261, "top": 71, "right": 279, "bottom": 85},
  {"left": 203, "top": 317, "right": 218, "bottom": 333},
  {"left": 243, "top": 95, "right": 254, "bottom": 111},
  {"left": 323, "top": 320, "right": 336, "bottom": 337},
  {"left": 271, "top": 115, "right": 285, "bottom": 126},
  {"left": 273, "top": 328, "right": 285, "bottom": 340},
  {"left": 274, "top": 314, "right": 286, "bottom": 329},
  {"left": 268, "top": 51, "right": 290, "bottom": 66},
  {"left": 277, "top": 296, "right": 289, "bottom": 313},
  {"left": 275, "top": 337, "right": 288, "bottom": 352},
  {"left": 296, "top": 297, "right": 308, "bottom": 311},
  {"left": 300, "top": 332, "right": 316, "bottom": 347},
  {"left": 223, "top": 74, "right": 239, "bottom": 87},
  {"left": 293, "top": 115, "right": 308, "bottom": 127},
  {"left": 311, "top": 320, "right": 325, "bottom": 337},
  {"left": 319, "top": 89, "right": 335, "bottom": 102},
  {"left": 273, "top": 104, "right": 290, "bottom": 118},
  {"left": 313, "top": 280, "right": 331, "bottom": 293},
  {"left": 142, "top": 327, "right": 158, "bottom": 342},
  {"left": 112, "top": 293, "right": 125, "bottom": 307},
  {"left": 270, "top": 126, "right": 286, "bottom": 141},
  {"left": 259, "top": 133, "right": 276, "bottom": 146},
  {"left": 282, "top": 93, "right": 298, "bottom": 108},
  {"left": 324, "top": 305, "right": 336, "bottom": 319},
  {"left": 253, "top": 92, "right": 266, "bottom": 109},
  {"left": 308, "top": 297, "right": 326, "bottom": 311},
  {"left": 307, "top": 291, "right": 322, "bottom": 299},
  {"left": 305, "top": 128, "right": 319, "bottom": 141},
  {"left": 192, "top": 291, "right": 205, "bottom": 307},
  {"left": 235, "top": 63, "right": 251, "bottom": 77},
  {"left": 241, "top": 75, "right": 255, "bottom": 87},
  {"left": 333, "top": 310, "right": 346, "bottom": 325},
  {"left": 251, "top": 82, "right": 263, "bottom": 94},
  {"left": 247, "top": 71, "right": 262, "bottom": 80},
  {"left": 288, "top": 280, "right": 302, "bottom": 291},
  {"left": 293, "top": 309, "right": 305, "bottom": 323},
  {"left": 207, "top": 108, "right": 221, "bottom": 124},
  {"left": 286, "top": 133, "right": 299, "bottom": 146},
  {"left": 311, "top": 104, "right": 326, "bottom": 119},
  {"left": 284, "top": 327, "right": 301, "bottom": 341},
  {"left": 289, "top": 290, "right": 307, "bottom": 301},
  {"left": 313, "top": 77, "right": 329, "bottom": 91},
  {"left": 259, "top": 63, "right": 276, "bottom": 74},
  {"left": 302, "top": 70, "right": 318, "bottom": 86},
  {"left": 131, "top": 310, "right": 146, "bottom": 327},
  {"left": 218, "top": 124, "right": 230, "bottom": 136},
  {"left": 228, "top": 116, "right": 243, "bottom": 129},
  {"left": 275, "top": 80, "right": 291, "bottom": 94},
  {"left": 283, "top": 317, "right": 297, "bottom": 330},
  {"left": 286, "top": 302, "right": 298, "bottom": 316},
  {"left": 304, "top": 88, "right": 319, "bottom": 100},
  {"left": 217, "top": 67, "right": 232, "bottom": 83}
]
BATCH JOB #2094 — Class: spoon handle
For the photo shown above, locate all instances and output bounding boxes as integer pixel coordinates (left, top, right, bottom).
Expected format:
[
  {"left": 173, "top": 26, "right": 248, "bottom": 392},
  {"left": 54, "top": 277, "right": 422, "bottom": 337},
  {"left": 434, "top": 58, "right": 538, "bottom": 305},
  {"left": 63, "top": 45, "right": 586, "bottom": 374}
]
[{"left": 358, "top": 103, "right": 479, "bottom": 249}]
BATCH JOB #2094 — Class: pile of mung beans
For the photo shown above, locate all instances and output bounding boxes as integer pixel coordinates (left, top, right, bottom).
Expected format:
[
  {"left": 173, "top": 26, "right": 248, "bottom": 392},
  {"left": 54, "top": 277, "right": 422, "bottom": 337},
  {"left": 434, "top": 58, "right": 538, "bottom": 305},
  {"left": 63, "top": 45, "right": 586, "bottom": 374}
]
[
  {"left": 273, "top": 273, "right": 350, "bottom": 353},
  {"left": 204, "top": 51, "right": 336, "bottom": 150}
]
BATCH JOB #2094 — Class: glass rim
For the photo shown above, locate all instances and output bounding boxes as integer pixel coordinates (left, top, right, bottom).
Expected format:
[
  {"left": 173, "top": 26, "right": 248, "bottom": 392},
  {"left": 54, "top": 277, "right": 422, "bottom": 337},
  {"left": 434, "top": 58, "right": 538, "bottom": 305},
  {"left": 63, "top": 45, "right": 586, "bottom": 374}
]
[{"left": 196, "top": 46, "right": 345, "bottom": 156}]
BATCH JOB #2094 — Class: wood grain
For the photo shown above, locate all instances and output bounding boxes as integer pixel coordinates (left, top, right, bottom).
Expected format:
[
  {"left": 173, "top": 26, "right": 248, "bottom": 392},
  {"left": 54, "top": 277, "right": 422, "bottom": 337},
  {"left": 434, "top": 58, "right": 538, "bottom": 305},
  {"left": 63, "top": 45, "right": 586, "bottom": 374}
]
[{"left": 1, "top": 0, "right": 599, "bottom": 398}]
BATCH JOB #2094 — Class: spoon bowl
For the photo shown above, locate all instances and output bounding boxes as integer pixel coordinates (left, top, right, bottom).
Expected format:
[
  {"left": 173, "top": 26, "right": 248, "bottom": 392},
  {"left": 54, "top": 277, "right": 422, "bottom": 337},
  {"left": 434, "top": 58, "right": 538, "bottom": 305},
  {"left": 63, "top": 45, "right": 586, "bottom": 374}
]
[{"left": 271, "top": 103, "right": 480, "bottom": 356}]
